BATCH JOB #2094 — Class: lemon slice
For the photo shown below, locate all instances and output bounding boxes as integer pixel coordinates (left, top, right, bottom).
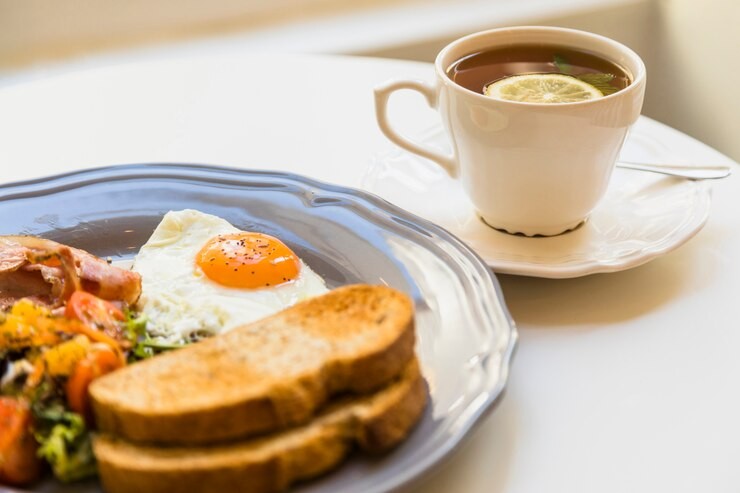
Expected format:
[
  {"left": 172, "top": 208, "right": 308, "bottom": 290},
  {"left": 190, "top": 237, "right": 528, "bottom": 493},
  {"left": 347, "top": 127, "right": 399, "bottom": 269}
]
[{"left": 484, "top": 73, "right": 604, "bottom": 103}]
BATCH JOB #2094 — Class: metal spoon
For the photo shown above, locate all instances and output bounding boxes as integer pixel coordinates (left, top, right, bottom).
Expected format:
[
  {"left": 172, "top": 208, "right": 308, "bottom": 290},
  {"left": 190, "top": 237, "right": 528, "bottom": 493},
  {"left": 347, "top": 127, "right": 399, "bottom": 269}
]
[{"left": 616, "top": 160, "right": 732, "bottom": 180}]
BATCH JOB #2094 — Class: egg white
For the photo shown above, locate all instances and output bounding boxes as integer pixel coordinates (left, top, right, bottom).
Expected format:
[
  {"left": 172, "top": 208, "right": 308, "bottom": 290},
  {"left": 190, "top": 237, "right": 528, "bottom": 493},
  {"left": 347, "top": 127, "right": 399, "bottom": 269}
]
[{"left": 132, "top": 209, "right": 328, "bottom": 342}]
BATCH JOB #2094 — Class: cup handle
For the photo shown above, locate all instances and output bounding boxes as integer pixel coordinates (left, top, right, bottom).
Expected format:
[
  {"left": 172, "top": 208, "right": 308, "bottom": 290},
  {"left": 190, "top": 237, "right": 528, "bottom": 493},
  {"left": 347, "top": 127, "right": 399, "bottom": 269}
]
[{"left": 374, "top": 79, "right": 458, "bottom": 178}]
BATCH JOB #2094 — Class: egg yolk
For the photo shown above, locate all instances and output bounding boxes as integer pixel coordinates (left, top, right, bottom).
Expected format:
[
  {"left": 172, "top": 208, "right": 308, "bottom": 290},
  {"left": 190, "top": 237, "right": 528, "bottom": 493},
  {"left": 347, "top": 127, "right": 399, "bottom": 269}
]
[{"left": 196, "top": 232, "right": 301, "bottom": 289}]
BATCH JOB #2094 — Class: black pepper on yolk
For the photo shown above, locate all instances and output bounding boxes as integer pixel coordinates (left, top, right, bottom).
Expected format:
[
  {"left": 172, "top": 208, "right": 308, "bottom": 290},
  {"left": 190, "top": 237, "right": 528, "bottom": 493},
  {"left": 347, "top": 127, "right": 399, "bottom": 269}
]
[{"left": 196, "top": 232, "right": 301, "bottom": 289}]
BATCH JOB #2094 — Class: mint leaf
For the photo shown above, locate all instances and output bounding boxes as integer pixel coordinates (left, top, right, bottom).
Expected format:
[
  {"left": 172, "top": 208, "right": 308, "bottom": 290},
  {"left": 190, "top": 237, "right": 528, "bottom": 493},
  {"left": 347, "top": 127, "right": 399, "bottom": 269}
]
[
  {"left": 575, "top": 73, "right": 618, "bottom": 95},
  {"left": 553, "top": 55, "right": 573, "bottom": 75}
]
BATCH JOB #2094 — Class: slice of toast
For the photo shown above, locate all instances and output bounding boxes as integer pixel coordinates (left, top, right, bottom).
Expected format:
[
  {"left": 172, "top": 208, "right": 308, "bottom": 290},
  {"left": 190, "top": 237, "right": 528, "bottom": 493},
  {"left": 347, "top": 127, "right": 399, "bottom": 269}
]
[
  {"left": 93, "top": 358, "right": 426, "bottom": 493},
  {"left": 90, "top": 284, "right": 416, "bottom": 445}
]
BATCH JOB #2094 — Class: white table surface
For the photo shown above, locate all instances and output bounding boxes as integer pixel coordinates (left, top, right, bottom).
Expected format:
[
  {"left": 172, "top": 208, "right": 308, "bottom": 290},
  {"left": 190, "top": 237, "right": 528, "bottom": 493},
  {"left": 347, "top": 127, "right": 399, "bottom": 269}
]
[{"left": 1, "top": 51, "right": 739, "bottom": 493}]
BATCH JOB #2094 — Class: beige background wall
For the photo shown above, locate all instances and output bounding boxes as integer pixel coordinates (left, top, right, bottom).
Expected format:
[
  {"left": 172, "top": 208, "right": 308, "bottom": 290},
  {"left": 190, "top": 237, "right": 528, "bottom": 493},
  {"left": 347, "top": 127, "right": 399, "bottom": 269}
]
[
  {"left": 646, "top": 0, "right": 740, "bottom": 163},
  {"left": 0, "top": 0, "right": 737, "bottom": 161},
  {"left": 0, "top": 0, "right": 409, "bottom": 67},
  {"left": 361, "top": 0, "right": 740, "bottom": 162}
]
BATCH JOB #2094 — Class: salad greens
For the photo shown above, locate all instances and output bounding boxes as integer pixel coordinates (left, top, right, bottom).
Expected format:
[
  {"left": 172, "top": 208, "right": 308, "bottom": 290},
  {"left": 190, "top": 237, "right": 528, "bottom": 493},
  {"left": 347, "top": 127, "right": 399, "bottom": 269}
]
[
  {"left": 31, "top": 383, "right": 96, "bottom": 482},
  {"left": 124, "top": 310, "right": 186, "bottom": 361}
]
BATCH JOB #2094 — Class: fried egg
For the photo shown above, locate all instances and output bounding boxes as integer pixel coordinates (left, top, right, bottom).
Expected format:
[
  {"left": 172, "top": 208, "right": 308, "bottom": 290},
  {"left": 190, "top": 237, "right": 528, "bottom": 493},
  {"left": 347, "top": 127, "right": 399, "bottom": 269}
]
[{"left": 132, "top": 209, "right": 328, "bottom": 342}]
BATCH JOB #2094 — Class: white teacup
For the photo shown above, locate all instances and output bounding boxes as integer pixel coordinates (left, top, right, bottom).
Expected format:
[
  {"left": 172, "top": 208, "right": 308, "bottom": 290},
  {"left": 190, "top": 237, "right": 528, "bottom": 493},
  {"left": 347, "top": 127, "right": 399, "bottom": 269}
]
[{"left": 374, "top": 26, "right": 646, "bottom": 236}]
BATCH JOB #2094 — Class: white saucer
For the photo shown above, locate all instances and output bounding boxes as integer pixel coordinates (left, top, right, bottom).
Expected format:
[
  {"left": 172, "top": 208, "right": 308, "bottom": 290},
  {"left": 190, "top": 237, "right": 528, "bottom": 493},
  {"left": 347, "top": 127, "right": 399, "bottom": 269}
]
[{"left": 363, "top": 121, "right": 713, "bottom": 278}]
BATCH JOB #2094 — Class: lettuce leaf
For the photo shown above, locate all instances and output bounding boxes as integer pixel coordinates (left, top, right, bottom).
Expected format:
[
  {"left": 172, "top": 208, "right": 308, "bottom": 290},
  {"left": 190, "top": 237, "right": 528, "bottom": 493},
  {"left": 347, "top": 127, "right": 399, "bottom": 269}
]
[{"left": 33, "top": 402, "right": 97, "bottom": 482}]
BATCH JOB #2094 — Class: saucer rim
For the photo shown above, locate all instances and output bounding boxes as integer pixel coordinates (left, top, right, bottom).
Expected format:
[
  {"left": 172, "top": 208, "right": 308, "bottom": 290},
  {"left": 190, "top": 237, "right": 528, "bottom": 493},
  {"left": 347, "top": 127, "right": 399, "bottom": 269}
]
[{"left": 365, "top": 122, "right": 716, "bottom": 279}]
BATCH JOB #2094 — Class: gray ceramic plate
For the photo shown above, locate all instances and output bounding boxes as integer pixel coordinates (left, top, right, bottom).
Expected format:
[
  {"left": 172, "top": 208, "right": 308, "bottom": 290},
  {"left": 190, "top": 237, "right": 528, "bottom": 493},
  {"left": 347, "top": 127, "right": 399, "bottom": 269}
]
[{"left": 0, "top": 164, "right": 517, "bottom": 493}]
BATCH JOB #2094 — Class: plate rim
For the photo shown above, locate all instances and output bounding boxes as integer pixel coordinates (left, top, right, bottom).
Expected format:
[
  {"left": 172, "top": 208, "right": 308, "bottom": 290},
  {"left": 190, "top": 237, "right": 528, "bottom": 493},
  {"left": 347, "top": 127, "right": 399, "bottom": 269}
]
[{"left": 0, "top": 162, "right": 519, "bottom": 493}]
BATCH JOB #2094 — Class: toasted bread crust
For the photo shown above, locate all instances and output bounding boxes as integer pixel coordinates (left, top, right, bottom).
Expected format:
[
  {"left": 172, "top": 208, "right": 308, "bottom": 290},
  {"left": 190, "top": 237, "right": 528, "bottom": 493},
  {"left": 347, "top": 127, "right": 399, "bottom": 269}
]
[
  {"left": 90, "top": 284, "right": 415, "bottom": 445},
  {"left": 93, "top": 359, "right": 427, "bottom": 493}
]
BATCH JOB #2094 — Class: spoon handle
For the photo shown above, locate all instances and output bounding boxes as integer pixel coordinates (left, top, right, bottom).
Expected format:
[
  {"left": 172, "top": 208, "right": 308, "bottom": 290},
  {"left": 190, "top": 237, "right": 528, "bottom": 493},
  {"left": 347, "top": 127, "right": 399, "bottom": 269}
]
[{"left": 616, "top": 161, "right": 733, "bottom": 180}]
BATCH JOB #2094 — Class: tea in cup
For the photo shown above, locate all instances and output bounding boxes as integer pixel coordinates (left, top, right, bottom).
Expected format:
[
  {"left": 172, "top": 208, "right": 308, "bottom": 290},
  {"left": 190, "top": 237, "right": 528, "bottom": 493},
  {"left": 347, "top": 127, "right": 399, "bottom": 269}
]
[{"left": 374, "top": 26, "right": 646, "bottom": 236}]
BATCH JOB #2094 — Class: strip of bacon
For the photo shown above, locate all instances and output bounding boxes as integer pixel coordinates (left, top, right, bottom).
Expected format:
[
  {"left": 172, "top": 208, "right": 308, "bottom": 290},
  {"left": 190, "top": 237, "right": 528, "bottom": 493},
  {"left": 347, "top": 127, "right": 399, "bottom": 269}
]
[{"left": 0, "top": 236, "right": 141, "bottom": 311}]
